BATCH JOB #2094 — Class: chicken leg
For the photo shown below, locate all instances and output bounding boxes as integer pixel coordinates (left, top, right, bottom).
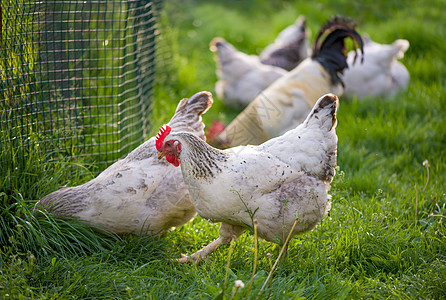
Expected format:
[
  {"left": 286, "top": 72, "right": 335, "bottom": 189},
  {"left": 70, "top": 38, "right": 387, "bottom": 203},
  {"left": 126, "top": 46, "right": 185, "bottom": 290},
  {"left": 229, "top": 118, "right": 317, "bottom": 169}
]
[{"left": 175, "top": 223, "right": 246, "bottom": 264}]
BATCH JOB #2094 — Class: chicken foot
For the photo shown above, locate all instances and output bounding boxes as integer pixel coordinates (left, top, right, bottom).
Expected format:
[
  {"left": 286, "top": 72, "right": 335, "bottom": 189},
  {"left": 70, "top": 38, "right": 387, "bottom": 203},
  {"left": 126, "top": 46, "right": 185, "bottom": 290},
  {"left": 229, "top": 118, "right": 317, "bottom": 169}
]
[{"left": 174, "top": 223, "right": 245, "bottom": 264}]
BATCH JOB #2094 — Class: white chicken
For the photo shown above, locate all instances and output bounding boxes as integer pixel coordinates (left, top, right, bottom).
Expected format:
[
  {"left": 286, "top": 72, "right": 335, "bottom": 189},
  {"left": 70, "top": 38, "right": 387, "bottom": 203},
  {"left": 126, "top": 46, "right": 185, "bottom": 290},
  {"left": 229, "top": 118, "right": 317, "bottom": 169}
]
[
  {"left": 35, "top": 91, "right": 213, "bottom": 235},
  {"left": 210, "top": 16, "right": 309, "bottom": 107},
  {"left": 342, "top": 37, "right": 410, "bottom": 98},
  {"left": 210, "top": 16, "right": 363, "bottom": 147},
  {"left": 157, "top": 93, "right": 339, "bottom": 263},
  {"left": 210, "top": 38, "right": 286, "bottom": 107}
]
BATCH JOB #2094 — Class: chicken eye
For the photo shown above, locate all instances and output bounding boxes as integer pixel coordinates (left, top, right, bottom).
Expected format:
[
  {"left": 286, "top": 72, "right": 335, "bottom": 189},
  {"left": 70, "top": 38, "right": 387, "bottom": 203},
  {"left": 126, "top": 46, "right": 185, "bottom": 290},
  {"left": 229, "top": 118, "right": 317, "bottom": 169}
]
[{"left": 166, "top": 142, "right": 171, "bottom": 147}]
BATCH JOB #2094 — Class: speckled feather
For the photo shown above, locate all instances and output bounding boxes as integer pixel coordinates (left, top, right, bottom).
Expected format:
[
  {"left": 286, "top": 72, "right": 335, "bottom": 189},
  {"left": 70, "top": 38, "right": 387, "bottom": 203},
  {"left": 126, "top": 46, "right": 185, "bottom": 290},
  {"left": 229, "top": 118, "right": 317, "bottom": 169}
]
[{"left": 35, "top": 91, "right": 213, "bottom": 235}]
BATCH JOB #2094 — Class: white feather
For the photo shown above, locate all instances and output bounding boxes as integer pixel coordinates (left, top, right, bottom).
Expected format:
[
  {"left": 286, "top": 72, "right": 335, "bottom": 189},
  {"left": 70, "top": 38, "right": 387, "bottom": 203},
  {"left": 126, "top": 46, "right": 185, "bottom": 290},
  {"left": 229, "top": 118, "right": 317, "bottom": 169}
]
[{"left": 342, "top": 38, "right": 410, "bottom": 98}]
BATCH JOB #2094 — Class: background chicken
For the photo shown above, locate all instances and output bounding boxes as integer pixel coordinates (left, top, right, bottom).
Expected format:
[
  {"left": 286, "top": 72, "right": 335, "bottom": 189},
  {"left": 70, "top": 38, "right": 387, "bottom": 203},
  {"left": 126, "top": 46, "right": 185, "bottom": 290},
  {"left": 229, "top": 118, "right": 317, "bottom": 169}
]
[
  {"left": 157, "top": 93, "right": 339, "bottom": 263},
  {"left": 210, "top": 37, "right": 286, "bottom": 107},
  {"left": 342, "top": 37, "right": 410, "bottom": 98},
  {"left": 259, "top": 16, "right": 310, "bottom": 71},
  {"left": 212, "top": 16, "right": 363, "bottom": 147},
  {"left": 210, "top": 17, "right": 308, "bottom": 107},
  {"left": 35, "top": 91, "right": 213, "bottom": 235}
]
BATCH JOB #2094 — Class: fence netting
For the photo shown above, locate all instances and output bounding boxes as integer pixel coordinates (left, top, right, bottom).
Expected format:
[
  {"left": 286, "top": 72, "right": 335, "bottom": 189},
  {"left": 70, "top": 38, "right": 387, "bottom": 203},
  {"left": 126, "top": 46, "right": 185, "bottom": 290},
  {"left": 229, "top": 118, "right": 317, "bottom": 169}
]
[{"left": 1, "top": 0, "right": 162, "bottom": 184}]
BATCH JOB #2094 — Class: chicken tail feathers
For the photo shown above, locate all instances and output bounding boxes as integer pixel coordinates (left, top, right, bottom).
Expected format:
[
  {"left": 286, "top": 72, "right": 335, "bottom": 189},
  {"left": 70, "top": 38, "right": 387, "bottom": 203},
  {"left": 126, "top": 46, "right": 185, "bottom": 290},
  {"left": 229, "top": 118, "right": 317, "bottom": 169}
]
[
  {"left": 311, "top": 16, "right": 364, "bottom": 86},
  {"left": 303, "top": 93, "right": 339, "bottom": 132},
  {"left": 392, "top": 39, "right": 410, "bottom": 59},
  {"left": 168, "top": 91, "right": 214, "bottom": 140},
  {"left": 34, "top": 186, "right": 87, "bottom": 217}
]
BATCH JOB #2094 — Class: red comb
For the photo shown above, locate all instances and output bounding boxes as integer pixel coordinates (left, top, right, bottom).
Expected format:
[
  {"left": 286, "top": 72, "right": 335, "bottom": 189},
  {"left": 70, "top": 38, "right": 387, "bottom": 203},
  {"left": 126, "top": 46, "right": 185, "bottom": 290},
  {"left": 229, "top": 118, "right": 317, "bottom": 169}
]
[{"left": 155, "top": 125, "right": 171, "bottom": 151}]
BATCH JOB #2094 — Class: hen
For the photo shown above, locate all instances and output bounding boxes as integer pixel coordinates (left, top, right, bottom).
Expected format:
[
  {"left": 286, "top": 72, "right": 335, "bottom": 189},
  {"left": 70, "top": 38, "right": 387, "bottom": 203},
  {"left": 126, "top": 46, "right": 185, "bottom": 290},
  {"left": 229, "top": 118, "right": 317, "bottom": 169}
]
[
  {"left": 210, "top": 16, "right": 308, "bottom": 107},
  {"left": 210, "top": 38, "right": 286, "bottom": 107},
  {"left": 342, "top": 37, "right": 410, "bottom": 98},
  {"left": 35, "top": 92, "right": 213, "bottom": 235},
  {"left": 212, "top": 16, "right": 363, "bottom": 147},
  {"left": 157, "top": 93, "right": 339, "bottom": 263}
]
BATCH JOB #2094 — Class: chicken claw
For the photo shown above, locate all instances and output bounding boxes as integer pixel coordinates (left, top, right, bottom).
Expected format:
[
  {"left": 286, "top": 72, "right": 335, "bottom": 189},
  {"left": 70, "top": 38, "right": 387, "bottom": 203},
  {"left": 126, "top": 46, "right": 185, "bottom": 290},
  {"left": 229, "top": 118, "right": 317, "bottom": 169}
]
[
  {"left": 172, "top": 224, "right": 245, "bottom": 264},
  {"left": 173, "top": 237, "right": 224, "bottom": 264},
  {"left": 172, "top": 253, "right": 193, "bottom": 264}
]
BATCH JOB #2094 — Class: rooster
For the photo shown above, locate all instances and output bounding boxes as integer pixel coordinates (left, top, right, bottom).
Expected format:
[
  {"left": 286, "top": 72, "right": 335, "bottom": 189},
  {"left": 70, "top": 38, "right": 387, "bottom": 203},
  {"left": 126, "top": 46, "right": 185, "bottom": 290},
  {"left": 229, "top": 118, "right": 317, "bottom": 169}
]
[
  {"left": 259, "top": 16, "right": 310, "bottom": 71},
  {"left": 342, "top": 37, "right": 410, "bottom": 98},
  {"left": 157, "top": 93, "right": 339, "bottom": 263},
  {"left": 211, "top": 16, "right": 363, "bottom": 148},
  {"left": 35, "top": 92, "right": 213, "bottom": 235}
]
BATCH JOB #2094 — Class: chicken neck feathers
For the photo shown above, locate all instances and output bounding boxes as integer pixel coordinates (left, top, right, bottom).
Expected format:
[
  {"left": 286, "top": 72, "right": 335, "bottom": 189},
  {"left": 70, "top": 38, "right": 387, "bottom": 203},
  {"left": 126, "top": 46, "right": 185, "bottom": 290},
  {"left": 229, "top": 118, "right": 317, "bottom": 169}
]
[{"left": 173, "top": 132, "right": 230, "bottom": 181}]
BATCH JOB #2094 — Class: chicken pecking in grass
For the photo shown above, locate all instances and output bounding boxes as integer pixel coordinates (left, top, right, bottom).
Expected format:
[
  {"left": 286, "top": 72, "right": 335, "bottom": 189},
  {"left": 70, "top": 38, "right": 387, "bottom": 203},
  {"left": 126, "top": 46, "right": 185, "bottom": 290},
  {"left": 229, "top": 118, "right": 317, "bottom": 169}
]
[
  {"left": 341, "top": 36, "right": 410, "bottom": 99},
  {"left": 156, "top": 93, "right": 339, "bottom": 263},
  {"left": 210, "top": 16, "right": 309, "bottom": 107},
  {"left": 209, "top": 16, "right": 363, "bottom": 148},
  {"left": 35, "top": 91, "right": 213, "bottom": 235}
]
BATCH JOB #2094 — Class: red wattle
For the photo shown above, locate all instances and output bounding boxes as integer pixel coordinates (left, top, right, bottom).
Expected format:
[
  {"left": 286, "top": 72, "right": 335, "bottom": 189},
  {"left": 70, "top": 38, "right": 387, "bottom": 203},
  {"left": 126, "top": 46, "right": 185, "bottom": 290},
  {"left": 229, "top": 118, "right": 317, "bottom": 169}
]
[{"left": 166, "top": 154, "right": 180, "bottom": 167}]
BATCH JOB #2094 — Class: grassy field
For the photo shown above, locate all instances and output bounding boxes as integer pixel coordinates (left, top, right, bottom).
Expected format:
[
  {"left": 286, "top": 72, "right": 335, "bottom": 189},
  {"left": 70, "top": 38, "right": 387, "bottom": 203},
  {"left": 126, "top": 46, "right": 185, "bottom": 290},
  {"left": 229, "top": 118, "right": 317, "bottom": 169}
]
[{"left": 1, "top": 0, "right": 446, "bottom": 299}]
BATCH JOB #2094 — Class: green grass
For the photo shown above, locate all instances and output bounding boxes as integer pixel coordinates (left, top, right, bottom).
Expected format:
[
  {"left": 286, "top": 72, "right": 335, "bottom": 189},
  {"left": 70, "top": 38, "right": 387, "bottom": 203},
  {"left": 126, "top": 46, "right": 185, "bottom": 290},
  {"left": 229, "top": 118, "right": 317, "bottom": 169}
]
[{"left": 2, "top": 0, "right": 446, "bottom": 298}]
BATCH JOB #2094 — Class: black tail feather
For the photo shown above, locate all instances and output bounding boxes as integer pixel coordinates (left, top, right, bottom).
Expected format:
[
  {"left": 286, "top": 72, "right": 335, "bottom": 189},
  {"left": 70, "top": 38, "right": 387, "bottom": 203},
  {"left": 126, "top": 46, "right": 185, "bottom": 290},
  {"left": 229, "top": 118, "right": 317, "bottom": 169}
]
[{"left": 311, "top": 16, "right": 364, "bottom": 86}]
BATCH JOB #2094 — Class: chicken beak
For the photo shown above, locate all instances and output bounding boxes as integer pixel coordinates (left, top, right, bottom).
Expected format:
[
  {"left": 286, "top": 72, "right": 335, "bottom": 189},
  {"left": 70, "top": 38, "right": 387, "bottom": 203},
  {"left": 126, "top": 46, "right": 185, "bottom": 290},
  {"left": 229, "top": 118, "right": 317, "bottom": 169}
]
[{"left": 158, "top": 152, "right": 166, "bottom": 160}]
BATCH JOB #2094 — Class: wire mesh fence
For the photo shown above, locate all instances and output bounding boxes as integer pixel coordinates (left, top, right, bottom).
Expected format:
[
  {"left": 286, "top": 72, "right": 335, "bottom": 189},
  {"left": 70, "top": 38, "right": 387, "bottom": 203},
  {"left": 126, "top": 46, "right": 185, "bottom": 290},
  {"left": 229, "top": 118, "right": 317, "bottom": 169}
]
[{"left": 1, "top": 0, "right": 162, "bottom": 186}]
